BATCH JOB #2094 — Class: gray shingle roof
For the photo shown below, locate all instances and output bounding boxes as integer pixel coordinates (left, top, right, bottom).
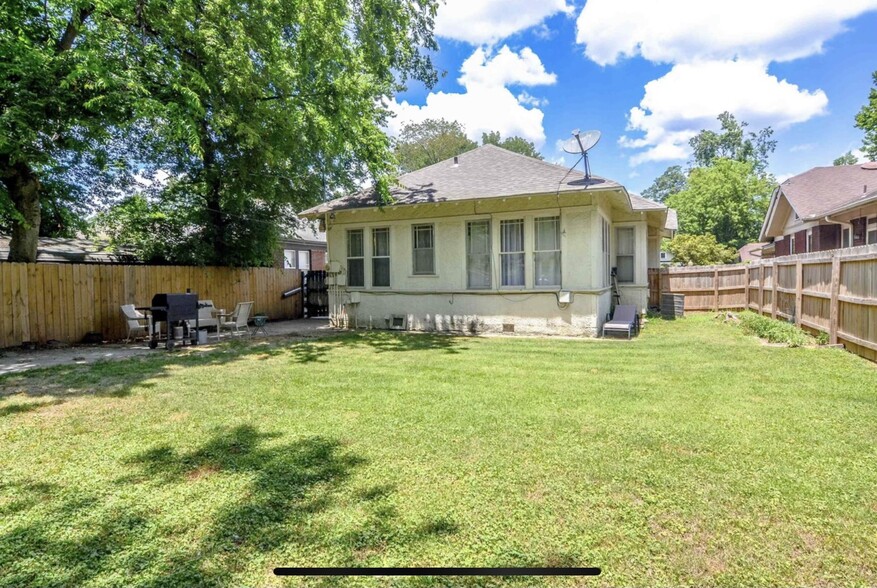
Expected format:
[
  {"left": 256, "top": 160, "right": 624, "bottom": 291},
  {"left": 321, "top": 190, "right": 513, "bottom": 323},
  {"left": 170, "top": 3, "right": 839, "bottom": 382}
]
[
  {"left": 628, "top": 193, "right": 676, "bottom": 231},
  {"left": 780, "top": 163, "right": 877, "bottom": 219},
  {"left": 0, "top": 237, "right": 138, "bottom": 263},
  {"left": 300, "top": 144, "right": 623, "bottom": 216}
]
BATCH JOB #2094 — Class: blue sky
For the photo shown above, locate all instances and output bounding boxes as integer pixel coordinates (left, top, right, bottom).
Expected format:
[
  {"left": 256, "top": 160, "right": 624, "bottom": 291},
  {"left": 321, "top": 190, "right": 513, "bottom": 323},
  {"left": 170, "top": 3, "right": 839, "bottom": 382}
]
[{"left": 391, "top": 1, "right": 877, "bottom": 193}]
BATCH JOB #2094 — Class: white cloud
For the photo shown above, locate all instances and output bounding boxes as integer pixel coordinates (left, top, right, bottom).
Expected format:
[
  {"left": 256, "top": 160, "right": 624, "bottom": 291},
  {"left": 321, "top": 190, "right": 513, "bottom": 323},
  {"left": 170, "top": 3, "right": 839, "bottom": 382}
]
[
  {"left": 517, "top": 91, "right": 547, "bottom": 108},
  {"left": 576, "top": 0, "right": 877, "bottom": 66},
  {"left": 790, "top": 143, "right": 817, "bottom": 152},
  {"left": 776, "top": 172, "right": 796, "bottom": 183},
  {"left": 436, "top": 0, "right": 572, "bottom": 45},
  {"left": 388, "top": 46, "right": 556, "bottom": 147},
  {"left": 620, "top": 60, "right": 828, "bottom": 165},
  {"left": 852, "top": 149, "right": 866, "bottom": 162}
]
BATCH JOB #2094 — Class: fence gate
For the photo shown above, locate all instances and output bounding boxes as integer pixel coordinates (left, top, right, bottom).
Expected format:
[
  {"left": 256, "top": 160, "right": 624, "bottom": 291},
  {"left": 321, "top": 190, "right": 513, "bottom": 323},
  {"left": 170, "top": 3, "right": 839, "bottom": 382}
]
[{"left": 303, "top": 270, "right": 329, "bottom": 317}]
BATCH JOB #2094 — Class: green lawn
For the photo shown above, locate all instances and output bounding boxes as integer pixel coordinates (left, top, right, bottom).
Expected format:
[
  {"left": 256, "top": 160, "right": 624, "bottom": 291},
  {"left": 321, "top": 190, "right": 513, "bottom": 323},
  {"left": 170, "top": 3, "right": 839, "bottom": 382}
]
[{"left": 1, "top": 315, "right": 876, "bottom": 587}]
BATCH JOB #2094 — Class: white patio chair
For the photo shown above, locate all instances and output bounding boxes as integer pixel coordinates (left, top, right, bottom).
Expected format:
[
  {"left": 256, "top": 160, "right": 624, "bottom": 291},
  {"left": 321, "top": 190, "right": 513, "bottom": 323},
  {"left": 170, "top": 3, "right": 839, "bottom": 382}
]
[
  {"left": 188, "top": 299, "right": 220, "bottom": 335},
  {"left": 220, "top": 301, "right": 254, "bottom": 337},
  {"left": 120, "top": 304, "right": 153, "bottom": 342}
]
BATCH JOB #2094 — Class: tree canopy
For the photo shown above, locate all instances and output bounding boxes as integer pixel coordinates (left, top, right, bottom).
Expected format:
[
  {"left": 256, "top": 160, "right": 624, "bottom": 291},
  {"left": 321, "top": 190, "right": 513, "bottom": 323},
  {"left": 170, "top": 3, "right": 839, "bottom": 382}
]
[
  {"left": 666, "top": 233, "right": 737, "bottom": 266},
  {"left": 481, "top": 131, "right": 543, "bottom": 160},
  {"left": 3, "top": 0, "right": 440, "bottom": 264},
  {"left": 666, "top": 158, "right": 773, "bottom": 250},
  {"left": 855, "top": 71, "right": 877, "bottom": 162},
  {"left": 393, "top": 119, "right": 477, "bottom": 173},
  {"left": 641, "top": 165, "right": 687, "bottom": 203},
  {"left": 833, "top": 151, "right": 859, "bottom": 166},
  {"left": 689, "top": 112, "right": 776, "bottom": 175}
]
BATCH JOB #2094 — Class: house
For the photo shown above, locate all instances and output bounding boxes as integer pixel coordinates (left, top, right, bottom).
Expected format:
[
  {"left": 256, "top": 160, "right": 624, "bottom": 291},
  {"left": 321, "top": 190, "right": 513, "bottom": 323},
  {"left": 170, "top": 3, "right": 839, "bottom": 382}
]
[
  {"left": 759, "top": 162, "right": 877, "bottom": 256},
  {"left": 0, "top": 236, "right": 138, "bottom": 263},
  {"left": 299, "top": 145, "right": 676, "bottom": 336},
  {"left": 737, "top": 242, "right": 768, "bottom": 263},
  {"left": 275, "top": 219, "right": 327, "bottom": 271}
]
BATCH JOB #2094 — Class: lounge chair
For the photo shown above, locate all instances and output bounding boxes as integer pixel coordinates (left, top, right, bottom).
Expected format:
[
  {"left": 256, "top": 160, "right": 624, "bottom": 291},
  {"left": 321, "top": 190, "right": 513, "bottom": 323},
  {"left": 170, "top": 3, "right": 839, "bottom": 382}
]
[
  {"left": 120, "top": 304, "right": 153, "bottom": 342},
  {"left": 220, "top": 301, "right": 254, "bottom": 337},
  {"left": 189, "top": 299, "right": 220, "bottom": 335},
  {"left": 602, "top": 305, "right": 640, "bottom": 339}
]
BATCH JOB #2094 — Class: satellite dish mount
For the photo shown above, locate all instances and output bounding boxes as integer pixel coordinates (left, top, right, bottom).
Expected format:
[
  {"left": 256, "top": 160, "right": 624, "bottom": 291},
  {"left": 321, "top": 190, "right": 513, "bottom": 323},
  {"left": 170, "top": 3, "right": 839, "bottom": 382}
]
[{"left": 562, "top": 129, "right": 602, "bottom": 180}]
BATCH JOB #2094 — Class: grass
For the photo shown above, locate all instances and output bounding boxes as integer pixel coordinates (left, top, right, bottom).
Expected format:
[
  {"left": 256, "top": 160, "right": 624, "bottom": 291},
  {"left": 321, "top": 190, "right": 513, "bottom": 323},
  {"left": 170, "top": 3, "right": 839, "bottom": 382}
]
[
  {"left": 735, "top": 311, "right": 820, "bottom": 347},
  {"left": 1, "top": 315, "right": 876, "bottom": 587}
]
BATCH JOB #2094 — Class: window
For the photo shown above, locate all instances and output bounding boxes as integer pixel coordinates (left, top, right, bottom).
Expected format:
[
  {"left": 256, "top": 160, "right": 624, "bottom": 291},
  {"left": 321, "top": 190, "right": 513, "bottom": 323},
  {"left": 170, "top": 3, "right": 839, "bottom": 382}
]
[
  {"left": 841, "top": 227, "right": 851, "bottom": 248},
  {"left": 412, "top": 224, "right": 435, "bottom": 275},
  {"left": 868, "top": 217, "right": 877, "bottom": 245},
  {"left": 616, "top": 227, "right": 635, "bottom": 283},
  {"left": 602, "top": 218, "right": 611, "bottom": 287},
  {"left": 790, "top": 233, "right": 796, "bottom": 253},
  {"left": 283, "top": 249, "right": 296, "bottom": 269},
  {"left": 298, "top": 250, "right": 310, "bottom": 271},
  {"left": 372, "top": 228, "right": 390, "bottom": 287},
  {"left": 500, "top": 219, "right": 525, "bottom": 287},
  {"left": 806, "top": 229, "right": 813, "bottom": 253},
  {"left": 466, "top": 220, "right": 491, "bottom": 289},
  {"left": 534, "top": 216, "right": 561, "bottom": 287},
  {"left": 347, "top": 230, "right": 364, "bottom": 287}
]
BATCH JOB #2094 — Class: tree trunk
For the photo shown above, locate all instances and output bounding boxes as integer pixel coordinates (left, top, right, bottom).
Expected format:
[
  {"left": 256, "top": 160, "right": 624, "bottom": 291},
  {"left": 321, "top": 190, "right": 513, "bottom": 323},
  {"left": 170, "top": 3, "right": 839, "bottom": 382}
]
[
  {"left": 200, "top": 129, "right": 226, "bottom": 264},
  {"left": 1, "top": 161, "right": 41, "bottom": 263}
]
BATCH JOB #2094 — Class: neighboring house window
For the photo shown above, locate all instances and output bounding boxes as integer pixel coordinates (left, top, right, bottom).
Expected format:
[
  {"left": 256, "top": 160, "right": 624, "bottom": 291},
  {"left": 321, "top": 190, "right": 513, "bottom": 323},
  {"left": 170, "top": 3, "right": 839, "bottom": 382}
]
[
  {"left": 500, "top": 219, "right": 525, "bottom": 287},
  {"left": 347, "top": 229, "right": 364, "bottom": 287},
  {"left": 466, "top": 220, "right": 491, "bottom": 289},
  {"left": 841, "top": 228, "right": 851, "bottom": 248},
  {"left": 534, "top": 216, "right": 561, "bottom": 287},
  {"left": 868, "top": 216, "right": 877, "bottom": 245},
  {"left": 283, "top": 249, "right": 297, "bottom": 269},
  {"left": 372, "top": 227, "right": 390, "bottom": 287},
  {"left": 298, "top": 251, "right": 310, "bottom": 271},
  {"left": 412, "top": 224, "right": 435, "bottom": 275},
  {"left": 806, "top": 229, "right": 812, "bottom": 253},
  {"left": 616, "top": 227, "right": 635, "bottom": 283},
  {"left": 602, "top": 218, "right": 610, "bottom": 287},
  {"left": 790, "top": 233, "right": 796, "bottom": 254}
]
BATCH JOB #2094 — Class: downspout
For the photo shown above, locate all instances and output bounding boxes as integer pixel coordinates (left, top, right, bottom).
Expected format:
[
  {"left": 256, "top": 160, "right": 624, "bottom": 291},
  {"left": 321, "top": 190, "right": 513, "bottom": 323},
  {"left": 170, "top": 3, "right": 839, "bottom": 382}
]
[{"left": 823, "top": 215, "right": 853, "bottom": 246}]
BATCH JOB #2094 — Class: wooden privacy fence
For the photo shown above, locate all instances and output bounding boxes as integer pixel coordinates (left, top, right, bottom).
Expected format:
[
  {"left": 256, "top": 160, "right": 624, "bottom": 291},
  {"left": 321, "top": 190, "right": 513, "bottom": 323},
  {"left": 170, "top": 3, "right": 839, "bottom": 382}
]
[
  {"left": 659, "top": 244, "right": 877, "bottom": 361},
  {"left": 0, "top": 263, "right": 302, "bottom": 348}
]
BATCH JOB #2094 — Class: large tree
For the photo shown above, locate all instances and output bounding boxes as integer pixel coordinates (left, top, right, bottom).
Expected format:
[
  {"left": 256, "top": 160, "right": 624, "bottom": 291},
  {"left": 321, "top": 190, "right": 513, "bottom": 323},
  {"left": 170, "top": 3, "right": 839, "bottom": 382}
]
[
  {"left": 0, "top": 0, "right": 149, "bottom": 261},
  {"left": 642, "top": 165, "right": 687, "bottom": 203},
  {"left": 666, "top": 158, "right": 773, "bottom": 250},
  {"left": 481, "top": 131, "right": 542, "bottom": 159},
  {"left": 855, "top": 71, "right": 877, "bottom": 161},
  {"left": 394, "top": 119, "right": 477, "bottom": 173},
  {"left": 689, "top": 112, "right": 776, "bottom": 175},
  {"left": 115, "top": 0, "right": 439, "bottom": 265}
]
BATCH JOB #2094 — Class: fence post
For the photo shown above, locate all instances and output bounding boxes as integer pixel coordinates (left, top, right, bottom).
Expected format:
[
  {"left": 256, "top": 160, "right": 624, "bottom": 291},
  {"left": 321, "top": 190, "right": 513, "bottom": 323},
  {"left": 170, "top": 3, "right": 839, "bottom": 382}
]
[
  {"left": 758, "top": 264, "right": 765, "bottom": 315},
  {"left": 744, "top": 266, "right": 750, "bottom": 309},
  {"left": 713, "top": 267, "right": 719, "bottom": 311},
  {"left": 829, "top": 253, "right": 841, "bottom": 345},
  {"left": 771, "top": 261, "right": 778, "bottom": 319},
  {"left": 794, "top": 260, "right": 803, "bottom": 327}
]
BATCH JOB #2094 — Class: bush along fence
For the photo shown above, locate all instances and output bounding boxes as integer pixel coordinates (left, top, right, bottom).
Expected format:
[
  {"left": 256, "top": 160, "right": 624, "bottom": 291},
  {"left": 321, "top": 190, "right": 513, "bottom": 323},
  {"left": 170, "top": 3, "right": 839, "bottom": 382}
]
[
  {"left": 0, "top": 263, "right": 302, "bottom": 348},
  {"left": 659, "top": 244, "right": 877, "bottom": 362}
]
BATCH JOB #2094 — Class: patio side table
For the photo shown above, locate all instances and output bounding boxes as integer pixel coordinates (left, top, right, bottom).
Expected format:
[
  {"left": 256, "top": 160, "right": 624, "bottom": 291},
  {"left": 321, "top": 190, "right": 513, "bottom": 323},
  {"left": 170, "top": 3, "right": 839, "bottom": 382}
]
[{"left": 252, "top": 315, "right": 269, "bottom": 337}]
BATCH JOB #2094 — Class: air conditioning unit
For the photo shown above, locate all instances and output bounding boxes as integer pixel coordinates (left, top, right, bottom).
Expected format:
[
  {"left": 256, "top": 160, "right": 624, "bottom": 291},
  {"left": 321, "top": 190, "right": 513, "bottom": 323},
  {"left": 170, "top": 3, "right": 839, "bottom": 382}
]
[{"left": 558, "top": 290, "right": 572, "bottom": 304}]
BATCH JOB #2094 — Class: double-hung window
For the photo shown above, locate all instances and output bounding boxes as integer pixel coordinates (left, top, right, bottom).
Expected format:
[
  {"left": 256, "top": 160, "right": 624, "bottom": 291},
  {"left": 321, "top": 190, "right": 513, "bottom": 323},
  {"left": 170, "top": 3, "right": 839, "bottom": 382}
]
[
  {"left": 346, "top": 230, "right": 364, "bottom": 287},
  {"left": 466, "top": 220, "right": 491, "bottom": 289},
  {"left": 500, "top": 219, "right": 525, "bottom": 287},
  {"left": 868, "top": 217, "right": 877, "bottom": 245},
  {"left": 534, "top": 216, "right": 561, "bottom": 287},
  {"left": 412, "top": 224, "right": 435, "bottom": 275},
  {"left": 283, "top": 249, "right": 296, "bottom": 269},
  {"left": 615, "top": 227, "right": 635, "bottom": 283},
  {"left": 842, "top": 227, "right": 851, "bottom": 248},
  {"left": 372, "top": 228, "right": 390, "bottom": 287},
  {"left": 806, "top": 228, "right": 813, "bottom": 253}
]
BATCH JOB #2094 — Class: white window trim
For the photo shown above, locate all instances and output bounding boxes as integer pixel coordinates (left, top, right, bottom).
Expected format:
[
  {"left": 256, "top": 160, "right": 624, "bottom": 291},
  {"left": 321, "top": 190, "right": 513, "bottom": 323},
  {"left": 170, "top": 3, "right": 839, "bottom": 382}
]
[
  {"left": 841, "top": 227, "right": 852, "bottom": 249},
  {"left": 533, "top": 215, "right": 561, "bottom": 288},
  {"left": 806, "top": 228, "right": 812, "bottom": 253},
  {"left": 790, "top": 233, "right": 796, "bottom": 253},
  {"left": 346, "top": 228, "right": 365, "bottom": 289},
  {"left": 411, "top": 223, "right": 436, "bottom": 276},
  {"left": 867, "top": 215, "right": 877, "bottom": 245},
  {"left": 283, "top": 249, "right": 297, "bottom": 269},
  {"left": 499, "top": 218, "right": 526, "bottom": 289},
  {"left": 614, "top": 225, "right": 637, "bottom": 284},
  {"left": 371, "top": 227, "right": 391, "bottom": 288},
  {"left": 465, "top": 218, "right": 492, "bottom": 290}
]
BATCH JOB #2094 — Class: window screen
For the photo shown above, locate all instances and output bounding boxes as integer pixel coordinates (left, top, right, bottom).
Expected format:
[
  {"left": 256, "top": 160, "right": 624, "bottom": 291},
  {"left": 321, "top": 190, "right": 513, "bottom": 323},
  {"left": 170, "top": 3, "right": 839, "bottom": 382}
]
[
  {"left": 616, "top": 227, "right": 635, "bottom": 283},
  {"left": 412, "top": 224, "right": 435, "bottom": 275},
  {"left": 500, "top": 219, "right": 525, "bottom": 287},
  {"left": 347, "top": 229, "right": 364, "bottom": 287},
  {"left": 466, "top": 220, "right": 491, "bottom": 289},
  {"left": 534, "top": 216, "right": 560, "bottom": 287},
  {"left": 372, "top": 228, "right": 390, "bottom": 287}
]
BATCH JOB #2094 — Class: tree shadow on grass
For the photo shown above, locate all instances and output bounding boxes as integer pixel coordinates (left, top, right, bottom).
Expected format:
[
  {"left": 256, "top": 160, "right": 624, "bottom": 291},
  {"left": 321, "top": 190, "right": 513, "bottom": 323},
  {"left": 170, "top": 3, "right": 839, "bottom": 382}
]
[{"left": 289, "top": 331, "right": 469, "bottom": 364}]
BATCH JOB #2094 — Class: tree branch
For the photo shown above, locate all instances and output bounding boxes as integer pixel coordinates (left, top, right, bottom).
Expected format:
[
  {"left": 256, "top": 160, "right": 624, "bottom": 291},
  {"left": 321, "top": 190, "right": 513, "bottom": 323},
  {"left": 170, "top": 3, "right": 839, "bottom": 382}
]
[{"left": 56, "top": 5, "right": 95, "bottom": 53}]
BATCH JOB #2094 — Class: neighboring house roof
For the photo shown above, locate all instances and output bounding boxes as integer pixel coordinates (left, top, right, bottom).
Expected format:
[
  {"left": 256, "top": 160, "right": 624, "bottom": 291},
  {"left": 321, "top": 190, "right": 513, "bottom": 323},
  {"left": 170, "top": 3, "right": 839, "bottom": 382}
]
[
  {"left": 760, "top": 162, "right": 877, "bottom": 240},
  {"left": 300, "top": 144, "right": 625, "bottom": 217},
  {"left": 0, "top": 236, "right": 137, "bottom": 263},
  {"left": 280, "top": 218, "right": 326, "bottom": 247},
  {"left": 738, "top": 242, "right": 767, "bottom": 262}
]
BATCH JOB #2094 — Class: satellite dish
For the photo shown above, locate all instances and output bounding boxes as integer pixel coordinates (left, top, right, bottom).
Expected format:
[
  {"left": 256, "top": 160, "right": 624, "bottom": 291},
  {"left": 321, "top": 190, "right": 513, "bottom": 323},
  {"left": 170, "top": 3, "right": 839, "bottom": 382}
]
[{"left": 562, "top": 129, "right": 601, "bottom": 179}]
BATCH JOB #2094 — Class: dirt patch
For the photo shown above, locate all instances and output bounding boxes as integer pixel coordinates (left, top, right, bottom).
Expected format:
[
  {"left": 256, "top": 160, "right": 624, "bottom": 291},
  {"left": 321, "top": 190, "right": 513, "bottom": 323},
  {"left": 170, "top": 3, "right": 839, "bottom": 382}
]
[{"left": 186, "top": 464, "right": 221, "bottom": 482}]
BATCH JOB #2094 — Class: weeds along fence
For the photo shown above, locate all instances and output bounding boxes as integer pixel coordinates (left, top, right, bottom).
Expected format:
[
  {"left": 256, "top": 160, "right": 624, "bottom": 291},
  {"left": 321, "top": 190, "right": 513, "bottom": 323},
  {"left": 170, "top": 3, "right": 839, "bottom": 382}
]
[
  {"left": 0, "top": 263, "right": 302, "bottom": 348},
  {"left": 658, "top": 244, "right": 877, "bottom": 362}
]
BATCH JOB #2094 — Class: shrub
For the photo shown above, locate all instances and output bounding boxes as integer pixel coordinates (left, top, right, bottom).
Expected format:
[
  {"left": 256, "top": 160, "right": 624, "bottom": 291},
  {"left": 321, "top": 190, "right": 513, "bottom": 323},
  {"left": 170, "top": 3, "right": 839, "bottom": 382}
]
[{"left": 735, "top": 312, "right": 816, "bottom": 348}]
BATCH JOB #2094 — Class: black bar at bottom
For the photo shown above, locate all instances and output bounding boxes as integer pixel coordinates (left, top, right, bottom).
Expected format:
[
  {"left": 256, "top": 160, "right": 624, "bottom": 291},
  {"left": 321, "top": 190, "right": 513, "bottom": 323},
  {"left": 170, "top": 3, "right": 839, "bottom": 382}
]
[{"left": 274, "top": 567, "right": 600, "bottom": 577}]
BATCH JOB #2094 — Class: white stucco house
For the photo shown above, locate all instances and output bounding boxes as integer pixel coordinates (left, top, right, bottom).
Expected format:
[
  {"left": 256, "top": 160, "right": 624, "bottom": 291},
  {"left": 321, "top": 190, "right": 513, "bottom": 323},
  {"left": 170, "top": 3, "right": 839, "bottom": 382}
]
[{"left": 299, "top": 145, "right": 676, "bottom": 336}]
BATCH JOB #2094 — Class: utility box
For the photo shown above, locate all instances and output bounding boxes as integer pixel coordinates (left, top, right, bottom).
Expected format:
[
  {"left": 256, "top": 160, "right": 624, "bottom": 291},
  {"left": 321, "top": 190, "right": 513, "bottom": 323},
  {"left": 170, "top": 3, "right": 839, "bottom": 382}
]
[{"left": 558, "top": 290, "right": 573, "bottom": 304}]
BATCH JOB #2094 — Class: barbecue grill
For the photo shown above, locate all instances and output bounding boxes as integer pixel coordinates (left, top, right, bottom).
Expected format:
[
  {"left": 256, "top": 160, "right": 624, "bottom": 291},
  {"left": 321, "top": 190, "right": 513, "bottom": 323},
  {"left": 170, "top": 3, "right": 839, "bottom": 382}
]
[{"left": 144, "top": 293, "right": 200, "bottom": 349}]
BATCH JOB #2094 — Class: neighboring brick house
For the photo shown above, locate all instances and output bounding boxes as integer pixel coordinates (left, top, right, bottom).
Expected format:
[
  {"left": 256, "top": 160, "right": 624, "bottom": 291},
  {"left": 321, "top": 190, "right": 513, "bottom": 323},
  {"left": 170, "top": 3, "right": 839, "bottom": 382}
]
[
  {"left": 760, "top": 162, "right": 877, "bottom": 257},
  {"left": 275, "top": 219, "right": 327, "bottom": 271}
]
